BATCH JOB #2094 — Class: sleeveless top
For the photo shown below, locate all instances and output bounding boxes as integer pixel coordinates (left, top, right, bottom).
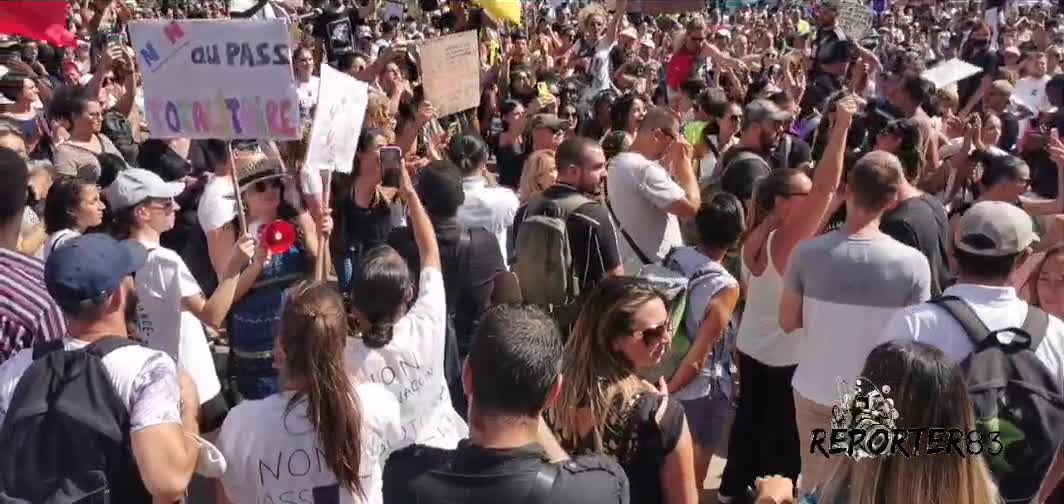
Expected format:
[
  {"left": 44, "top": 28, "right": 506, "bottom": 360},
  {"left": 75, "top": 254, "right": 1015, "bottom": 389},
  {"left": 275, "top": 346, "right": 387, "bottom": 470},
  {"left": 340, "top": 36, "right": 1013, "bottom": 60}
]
[{"left": 736, "top": 231, "right": 801, "bottom": 366}]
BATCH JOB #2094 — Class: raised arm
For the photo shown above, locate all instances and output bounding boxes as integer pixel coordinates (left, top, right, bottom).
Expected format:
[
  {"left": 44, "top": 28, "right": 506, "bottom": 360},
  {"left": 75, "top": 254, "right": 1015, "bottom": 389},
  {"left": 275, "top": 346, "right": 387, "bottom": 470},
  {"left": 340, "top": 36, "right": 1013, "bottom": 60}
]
[
  {"left": 773, "top": 95, "right": 857, "bottom": 272},
  {"left": 399, "top": 154, "right": 440, "bottom": 272},
  {"left": 602, "top": 0, "right": 628, "bottom": 48}
]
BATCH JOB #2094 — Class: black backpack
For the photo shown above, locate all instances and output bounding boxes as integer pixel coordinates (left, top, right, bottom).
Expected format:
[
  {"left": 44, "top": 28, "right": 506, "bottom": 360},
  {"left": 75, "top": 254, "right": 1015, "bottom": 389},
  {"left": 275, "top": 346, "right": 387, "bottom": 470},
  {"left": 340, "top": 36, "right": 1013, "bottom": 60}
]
[
  {"left": 100, "top": 111, "right": 138, "bottom": 164},
  {"left": 932, "top": 296, "right": 1064, "bottom": 503},
  {"left": 0, "top": 337, "right": 152, "bottom": 504}
]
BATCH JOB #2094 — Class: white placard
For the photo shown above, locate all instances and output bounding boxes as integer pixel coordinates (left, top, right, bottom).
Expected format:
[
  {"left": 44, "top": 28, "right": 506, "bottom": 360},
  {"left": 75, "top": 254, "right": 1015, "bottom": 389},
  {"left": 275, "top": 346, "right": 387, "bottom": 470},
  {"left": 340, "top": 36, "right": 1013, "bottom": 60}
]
[
  {"left": 305, "top": 64, "right": 369, "bottom": 174},
  {"left": 921, "top": 58, "right": 982, "bottom": 89},
  {"left": 418, "top": 30, "right": 481, "bottom": 118},
  {"left": 382, "top": 0, "right": 405, "bottom": 22},
  {"left": 837, "top": 0, "right": 872, "bottom": 39},
  {"left": 129, "top": 19, "right": 300, "bottom": 140}
]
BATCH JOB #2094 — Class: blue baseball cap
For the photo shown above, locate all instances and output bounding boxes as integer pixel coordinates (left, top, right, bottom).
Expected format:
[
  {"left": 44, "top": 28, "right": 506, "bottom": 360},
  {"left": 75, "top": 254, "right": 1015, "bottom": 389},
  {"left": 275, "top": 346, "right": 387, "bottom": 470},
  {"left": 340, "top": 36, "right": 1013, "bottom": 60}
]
[{"left": 45, "top": 234, "right": 147, "bottom": 313}]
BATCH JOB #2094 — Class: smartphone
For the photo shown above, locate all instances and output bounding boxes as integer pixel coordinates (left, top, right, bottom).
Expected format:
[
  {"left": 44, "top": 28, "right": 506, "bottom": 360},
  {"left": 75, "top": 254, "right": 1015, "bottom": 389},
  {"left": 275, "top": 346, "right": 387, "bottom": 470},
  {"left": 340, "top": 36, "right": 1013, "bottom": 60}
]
[
  {"left": 537, "top": 82, "right": 552, "bottom": 98},
  {"left": 379, "top": 146, "right": 403, "bottom": 187},
  {"left": 105, "top": 32, "right": 124, "bottom": 45}
]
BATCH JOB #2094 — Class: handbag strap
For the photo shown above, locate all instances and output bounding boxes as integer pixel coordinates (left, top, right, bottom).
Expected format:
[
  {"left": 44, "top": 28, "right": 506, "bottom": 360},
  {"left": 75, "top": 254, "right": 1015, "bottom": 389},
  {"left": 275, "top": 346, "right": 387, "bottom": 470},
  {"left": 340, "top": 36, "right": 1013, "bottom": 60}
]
[{"left": 606, "top": 199, "right": 654, "bottom": 266}]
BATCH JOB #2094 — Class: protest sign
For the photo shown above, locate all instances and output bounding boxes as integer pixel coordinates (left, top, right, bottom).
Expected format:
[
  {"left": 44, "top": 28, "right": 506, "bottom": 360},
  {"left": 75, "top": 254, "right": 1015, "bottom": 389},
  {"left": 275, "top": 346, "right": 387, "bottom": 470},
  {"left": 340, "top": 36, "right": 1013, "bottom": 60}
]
[
  {"left": 305, "top": 64, "right": 369, "bottom": 174},
  {"left": 921, "top": 58, "right": 982, "bottom": 89},
  {"left": 382, "top": 0, "right": 405, "bottom": 22},
  {"left": 837, "top": 0, "right": 872, "bottom": 39},
  {"left": 129, "top": 19, "right": 300, "bottom": 140},
  {"left": 418, "top": 30, "right": 481, "bottom": 117}
]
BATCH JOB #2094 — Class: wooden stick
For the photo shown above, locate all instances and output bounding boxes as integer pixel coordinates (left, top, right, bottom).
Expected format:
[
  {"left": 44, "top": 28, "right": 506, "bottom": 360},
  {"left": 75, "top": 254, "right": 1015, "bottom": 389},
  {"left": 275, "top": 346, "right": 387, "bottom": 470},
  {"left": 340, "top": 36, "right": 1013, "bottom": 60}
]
[
  {"left": 229, "top": 147, "right": 247, "bottom": 235},
  {"left": 315, "top": 170, "right": 333, "bottom": 282}
]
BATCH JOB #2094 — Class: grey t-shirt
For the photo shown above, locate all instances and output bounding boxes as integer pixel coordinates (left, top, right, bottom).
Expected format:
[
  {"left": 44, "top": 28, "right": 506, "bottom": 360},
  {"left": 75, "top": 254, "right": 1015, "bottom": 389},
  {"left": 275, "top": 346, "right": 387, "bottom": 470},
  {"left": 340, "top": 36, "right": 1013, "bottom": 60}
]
[
  {"left": 606, "top": 152, "right": 685, "bottom": 274},
  {"left": 53, "top": 134, "right": 122, "bottom": 183},
  {"left": 785, "top": 231, "right": 932, "bottom": 405}
]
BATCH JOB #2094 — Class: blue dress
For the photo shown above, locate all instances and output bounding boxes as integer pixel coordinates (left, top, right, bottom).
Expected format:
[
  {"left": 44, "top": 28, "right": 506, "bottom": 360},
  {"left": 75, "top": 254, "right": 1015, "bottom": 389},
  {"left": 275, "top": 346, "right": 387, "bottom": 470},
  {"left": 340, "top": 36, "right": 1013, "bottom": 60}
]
[{"left": 228, "top": 224, "right": 308, "bottom": 400}]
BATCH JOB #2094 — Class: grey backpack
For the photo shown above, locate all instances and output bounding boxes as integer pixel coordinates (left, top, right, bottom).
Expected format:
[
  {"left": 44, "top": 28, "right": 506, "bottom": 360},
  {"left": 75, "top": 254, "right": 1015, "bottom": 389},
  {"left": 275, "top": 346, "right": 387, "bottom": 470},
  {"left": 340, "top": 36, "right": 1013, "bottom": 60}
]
[{"left": 513, "top": 192, "right": 595, "bottom": 309}]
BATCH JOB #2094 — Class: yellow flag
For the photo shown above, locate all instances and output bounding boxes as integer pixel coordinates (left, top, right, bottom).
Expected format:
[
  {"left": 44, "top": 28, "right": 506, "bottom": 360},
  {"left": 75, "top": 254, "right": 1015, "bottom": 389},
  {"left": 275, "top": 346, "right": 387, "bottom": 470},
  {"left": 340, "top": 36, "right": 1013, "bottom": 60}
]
[{"left": 476, "top": 0, "right": 522, "bottom": 25}]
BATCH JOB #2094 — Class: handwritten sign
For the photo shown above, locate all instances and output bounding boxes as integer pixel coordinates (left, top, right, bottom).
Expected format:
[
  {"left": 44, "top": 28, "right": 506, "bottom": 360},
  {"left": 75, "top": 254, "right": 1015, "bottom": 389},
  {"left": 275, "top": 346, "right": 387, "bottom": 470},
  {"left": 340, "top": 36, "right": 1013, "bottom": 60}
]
[
  {"left": 382, "top": 0, "right": 405, "bottom": 22},
  {"left": 837, "top": 0, "right": 872, "bottom": 39},
  {"left": 129, "top": 19, "right": 300, "bottom": 140},
  {"left": 418, "top": 30, "right": 480, "bottom": 118},
  {"left": 305, "top": 64, "right": 369, "bottom": 174}
]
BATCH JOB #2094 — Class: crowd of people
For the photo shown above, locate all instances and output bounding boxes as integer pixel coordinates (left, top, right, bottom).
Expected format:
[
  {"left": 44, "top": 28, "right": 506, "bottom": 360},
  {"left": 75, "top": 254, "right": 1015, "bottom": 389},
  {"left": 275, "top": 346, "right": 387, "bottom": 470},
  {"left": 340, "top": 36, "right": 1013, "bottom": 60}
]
[{"left": 2, "top": 0, "right": 1064, "bottom": 502}]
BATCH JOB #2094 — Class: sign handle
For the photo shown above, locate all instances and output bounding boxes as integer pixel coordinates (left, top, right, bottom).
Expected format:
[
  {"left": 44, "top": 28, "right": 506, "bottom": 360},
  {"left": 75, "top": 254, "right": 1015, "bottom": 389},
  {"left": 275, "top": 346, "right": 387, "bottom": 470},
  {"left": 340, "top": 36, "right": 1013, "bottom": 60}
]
[{"left": 229, "top": 147, "right": 248, "bottom": 236}]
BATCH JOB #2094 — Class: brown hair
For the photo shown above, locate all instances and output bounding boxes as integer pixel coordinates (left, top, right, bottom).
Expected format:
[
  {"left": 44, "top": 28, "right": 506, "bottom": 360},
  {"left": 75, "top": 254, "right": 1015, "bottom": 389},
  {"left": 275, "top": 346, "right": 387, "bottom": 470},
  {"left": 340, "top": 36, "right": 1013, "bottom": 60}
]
[
  {"left": 280, "top": 281, "right": 364, "bottom": 496},
  {"left": 849, "top": 151, "right": 904, "bottom": 211}
]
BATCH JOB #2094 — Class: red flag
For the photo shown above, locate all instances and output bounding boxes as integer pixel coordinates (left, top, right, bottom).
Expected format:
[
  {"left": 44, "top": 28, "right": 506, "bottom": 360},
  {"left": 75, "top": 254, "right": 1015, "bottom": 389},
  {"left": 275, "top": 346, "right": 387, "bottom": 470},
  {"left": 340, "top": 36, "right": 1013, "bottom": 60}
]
[{"left": 0, "top": 1, "right": 76, "bottom": 48}]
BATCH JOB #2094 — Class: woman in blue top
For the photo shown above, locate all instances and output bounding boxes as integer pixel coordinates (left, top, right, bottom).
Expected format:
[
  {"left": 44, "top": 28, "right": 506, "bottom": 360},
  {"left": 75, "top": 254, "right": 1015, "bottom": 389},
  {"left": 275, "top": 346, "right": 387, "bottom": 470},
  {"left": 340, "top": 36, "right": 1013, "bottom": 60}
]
[
  {"left": 227, "top": 153, "right": 325, "bottom": 400},
  {"left": 663, "top": 192, "right": 744, "bottom": 488}
]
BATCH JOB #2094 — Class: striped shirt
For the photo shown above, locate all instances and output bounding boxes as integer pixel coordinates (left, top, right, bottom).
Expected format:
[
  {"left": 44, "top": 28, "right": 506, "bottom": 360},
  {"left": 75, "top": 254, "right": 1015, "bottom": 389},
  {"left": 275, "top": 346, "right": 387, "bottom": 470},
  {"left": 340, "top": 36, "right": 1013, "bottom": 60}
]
[{"left": 0, "top": 249, "right": 65, "bottom": 364}]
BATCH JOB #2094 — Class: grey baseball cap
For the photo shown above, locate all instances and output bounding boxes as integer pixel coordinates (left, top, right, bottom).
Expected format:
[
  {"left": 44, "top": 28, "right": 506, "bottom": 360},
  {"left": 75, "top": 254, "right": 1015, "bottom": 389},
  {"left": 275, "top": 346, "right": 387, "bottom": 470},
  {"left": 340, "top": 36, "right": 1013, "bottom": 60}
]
[
  {"left": 104, "top": 168, "right": 184, "bottom": 212},
  {"left": 742, "top": 99, "right": 791, "bottom": 130},
  {"left": 956, "top": 201, "right": 1039, "bottom": 257}
]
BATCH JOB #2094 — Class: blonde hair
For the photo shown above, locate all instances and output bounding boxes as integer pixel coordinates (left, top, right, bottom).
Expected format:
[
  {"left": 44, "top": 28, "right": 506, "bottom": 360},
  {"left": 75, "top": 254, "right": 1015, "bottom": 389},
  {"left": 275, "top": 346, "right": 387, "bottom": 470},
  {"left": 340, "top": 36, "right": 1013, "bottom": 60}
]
[
  {"left": 365, "top": 95, "right": 397, "bottom": 143},
  {"left": 518, "top": 149, "right": 557, "bottom": 202},
  {"left": 549, "top": 278, "right": 664, "bottom": 453},
  {"left": 818, "top": 341, "right": 1001, "bottom": 504}
]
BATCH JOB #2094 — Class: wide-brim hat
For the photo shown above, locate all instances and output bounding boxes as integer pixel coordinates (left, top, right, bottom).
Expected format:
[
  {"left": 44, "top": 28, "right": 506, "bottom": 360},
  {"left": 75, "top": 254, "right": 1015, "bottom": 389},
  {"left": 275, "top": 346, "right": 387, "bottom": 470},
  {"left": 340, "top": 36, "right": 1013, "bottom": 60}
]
[{"left": 235, "top": 152, "right": 285, "bottom": 191}]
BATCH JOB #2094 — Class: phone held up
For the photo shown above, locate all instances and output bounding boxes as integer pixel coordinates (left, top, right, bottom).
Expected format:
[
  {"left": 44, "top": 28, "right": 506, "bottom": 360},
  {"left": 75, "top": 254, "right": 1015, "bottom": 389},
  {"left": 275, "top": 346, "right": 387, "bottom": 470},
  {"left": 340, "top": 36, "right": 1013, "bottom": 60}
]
[{"left": 380, "top": 146, "right": 403, "bottom": 188}]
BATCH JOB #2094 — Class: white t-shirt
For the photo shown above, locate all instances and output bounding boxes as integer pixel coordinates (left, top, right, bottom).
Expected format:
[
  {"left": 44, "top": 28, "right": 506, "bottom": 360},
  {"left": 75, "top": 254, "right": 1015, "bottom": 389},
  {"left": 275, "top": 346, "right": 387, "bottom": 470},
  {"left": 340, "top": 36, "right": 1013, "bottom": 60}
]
[
  {"left": 42, "top": 229, "right": 80, "bottom": 262},
  {"left": 0, "top": 337, "right": 182, "bottom": 431},
  {"left": 198, "top": 174, "right": 237, "bottom": 233},
  {"left": 457, "top": 176, "right": 519, "bottom": 267},
  {"left": 606, "top": 152, "right": 686, "bottom": 274},
  {"left": 131, "top": 243, "right": 222, "bottom": 403},
  {"left": 582, "top": 39, "right": 617, "bottom": 107},
  {"left": 297, "top": 76, "right": 321, "bottom": 118},
  {"left": 344, "top": 268, "right": 468, "bottom": 451},
  {"left": 1014, "top": 75, "right": 1052, "bottom": 114},
  {"left": 880, "top": 283, "right": 1064, "bottom": 386},
  {"left": 217, "top": 383, "right": 401, "bottom": 504}
]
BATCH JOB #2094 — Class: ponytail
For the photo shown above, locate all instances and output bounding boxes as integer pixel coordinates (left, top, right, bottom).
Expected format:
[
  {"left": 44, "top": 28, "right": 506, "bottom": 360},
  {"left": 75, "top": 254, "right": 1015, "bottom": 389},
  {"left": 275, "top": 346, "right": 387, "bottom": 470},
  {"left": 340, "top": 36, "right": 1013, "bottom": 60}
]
[
  {"left": 350, "top": 245, "right": 412, "bottom": 349},
  {"left": 281, "top": 282, "right": 364, "bottom": 496}
]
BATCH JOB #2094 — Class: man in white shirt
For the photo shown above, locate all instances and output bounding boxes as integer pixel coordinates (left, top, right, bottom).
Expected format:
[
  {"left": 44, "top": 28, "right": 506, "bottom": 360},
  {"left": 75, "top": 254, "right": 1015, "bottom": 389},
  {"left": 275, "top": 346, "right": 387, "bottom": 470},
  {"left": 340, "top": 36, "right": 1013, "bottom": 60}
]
[
  {"left": 606, "top": 106, "right": 700, "bottom": 273},
  {"left": 1014, "top": 51, "right": 1053, "bottom": 114},
  {"left": 880, "top": 200, "right": 1064, "bottom": 501},
  {"left": 0, "top": 234, "right": 200, "bottom": 502},
  {"left": 452, "top": 134, "right": 519, "bottom": 266}
]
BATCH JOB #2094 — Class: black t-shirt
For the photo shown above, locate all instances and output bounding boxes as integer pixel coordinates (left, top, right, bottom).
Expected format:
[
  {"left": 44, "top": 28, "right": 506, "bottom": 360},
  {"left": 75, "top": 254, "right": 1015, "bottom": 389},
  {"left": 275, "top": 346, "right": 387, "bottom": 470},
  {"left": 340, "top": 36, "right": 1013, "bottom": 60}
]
[
  {"left": 999, "top": 111, "right": 1021, "bottom": 154},
  {"left": 410, "top": 441, "right": 630, "bottom": 504},
  {"left": 771, "top": 135, "right": 813, "bottom": 170},
  {"left": 800, "top": 71, "right": 843, "bottom": 119},
  {"left": 335, "top": 186, "right": 395, "bottom": 256},
  {"left": 880, "top": 193, "right": 954, "bottom": 296},
  {"left": 717, "top": 147, "right": 773, "bottom": 200},
  {"left": 388, "top": 218, "right": 505, "bottom": 354},
  {"left": 311, "top": 10, "right": 364, "bottom": 61},
  {"left": 513, "top": 184, "right": 622, "bottom": 291},
  {"left": 496, "top": 143, "right": 530, "bottom": 190}
]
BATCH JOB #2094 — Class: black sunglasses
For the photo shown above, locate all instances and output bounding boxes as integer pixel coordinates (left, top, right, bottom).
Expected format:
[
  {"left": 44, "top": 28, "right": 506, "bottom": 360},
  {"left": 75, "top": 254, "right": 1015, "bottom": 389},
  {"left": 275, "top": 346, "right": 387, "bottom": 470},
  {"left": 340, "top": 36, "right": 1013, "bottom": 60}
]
[{"left": 253, "top": 179, "right": 283, "bottom": 192}]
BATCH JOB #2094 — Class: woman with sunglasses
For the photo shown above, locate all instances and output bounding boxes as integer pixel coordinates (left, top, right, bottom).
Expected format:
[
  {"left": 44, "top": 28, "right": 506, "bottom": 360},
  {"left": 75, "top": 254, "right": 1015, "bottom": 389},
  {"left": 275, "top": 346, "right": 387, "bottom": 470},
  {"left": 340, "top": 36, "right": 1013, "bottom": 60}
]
[
  {"left": 48, "top": 86, "right": 124, "bottom": 183},
  {"left": 226, "top": 153, "right": 325, "bottom": 401},
  {"left": 548, "top": 277, "right": 698, "bottom": 504},
  {"left": 719, "top": 97, "right": 856, "bottom": 502},
  {"left": 695, "top": 92, "right": 742, "bottom": 188}
]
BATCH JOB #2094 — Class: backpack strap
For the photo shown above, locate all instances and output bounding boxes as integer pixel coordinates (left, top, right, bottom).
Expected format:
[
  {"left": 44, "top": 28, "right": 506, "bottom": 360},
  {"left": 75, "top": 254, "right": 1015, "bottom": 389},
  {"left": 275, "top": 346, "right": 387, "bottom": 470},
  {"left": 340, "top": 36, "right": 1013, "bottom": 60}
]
[
  {"left": 522, "top": 462, "right": 560, "bottom": 504},
  {"left": 84, "top": 336, "right": 140, "bottom": 359},
  {"left": 32, "top": 339, "right": 65, "bottom": 360},
  {"left": 1021, "top": 305, "right": 1051, "bottom": 350},
  {"left": 930, "top": 296, "right": 994, "bottom": 346},
  {"left": 444, "top": 228, "right": 473, "bottom": 316}
]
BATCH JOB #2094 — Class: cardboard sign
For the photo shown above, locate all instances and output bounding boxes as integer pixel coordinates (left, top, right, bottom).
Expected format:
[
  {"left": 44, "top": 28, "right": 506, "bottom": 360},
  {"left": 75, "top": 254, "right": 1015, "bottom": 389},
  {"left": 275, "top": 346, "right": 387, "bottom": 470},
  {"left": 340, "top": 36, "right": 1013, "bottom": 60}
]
[
  {"left": 129, "top": 19, "right": 300, "bottom": 140},
  {"left": 837, "top": 0, "right": 872, "bottom": 39},
  {"left": 382, "top": 0, "right": 405, "bottom": 22},
  {"left": 418, "top": 30, "right": 481, "bottom": 117},
  {"left": 326, "top": 17, "right": 354, "bottom": 56},
  {"left": 921, "top": 58, "right": 982, "bottom": 89},
  {"left": 305, "top": 64, "right": 369, "bottom": 174}
]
